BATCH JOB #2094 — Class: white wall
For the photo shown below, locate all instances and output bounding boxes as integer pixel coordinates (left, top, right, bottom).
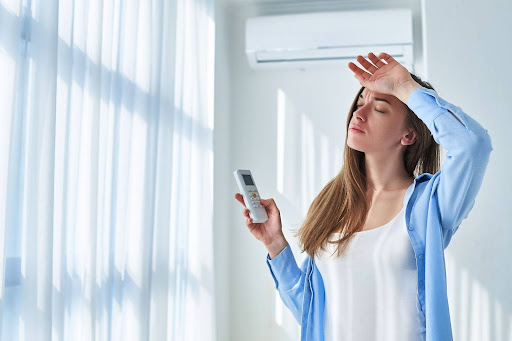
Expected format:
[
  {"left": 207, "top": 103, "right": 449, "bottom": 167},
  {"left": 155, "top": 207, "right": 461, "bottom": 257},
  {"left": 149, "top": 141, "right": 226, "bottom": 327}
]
[
  {"left": 422, "top": 1, "right": 512, "bottom": 340},
  {"left": 213, "top": 0, "right": 512, "bottom": 340}
]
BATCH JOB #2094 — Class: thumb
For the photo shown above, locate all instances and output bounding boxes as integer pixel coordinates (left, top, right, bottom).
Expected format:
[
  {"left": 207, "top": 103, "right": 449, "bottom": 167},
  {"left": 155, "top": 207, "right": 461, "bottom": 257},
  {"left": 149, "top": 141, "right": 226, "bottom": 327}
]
[{"left": 259, "top": 198, "right": 279, "bottom": 214}]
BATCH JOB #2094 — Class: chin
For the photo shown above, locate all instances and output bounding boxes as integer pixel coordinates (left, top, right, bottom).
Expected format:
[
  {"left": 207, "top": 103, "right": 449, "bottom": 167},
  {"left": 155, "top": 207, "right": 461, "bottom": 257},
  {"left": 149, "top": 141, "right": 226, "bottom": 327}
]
[
  {"left": 347, "top": 140, "right": 366, "bottom": 153},
  {"left": 347, "top": 144, "right": 365, "bottom": 153}
]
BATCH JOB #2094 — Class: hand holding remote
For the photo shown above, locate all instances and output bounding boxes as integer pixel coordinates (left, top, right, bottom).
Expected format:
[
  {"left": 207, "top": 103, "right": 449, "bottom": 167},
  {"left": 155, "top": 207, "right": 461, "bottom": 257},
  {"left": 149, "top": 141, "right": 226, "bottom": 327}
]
[{"left": 234, "top": 193, "right": 288, "bottom": 259}]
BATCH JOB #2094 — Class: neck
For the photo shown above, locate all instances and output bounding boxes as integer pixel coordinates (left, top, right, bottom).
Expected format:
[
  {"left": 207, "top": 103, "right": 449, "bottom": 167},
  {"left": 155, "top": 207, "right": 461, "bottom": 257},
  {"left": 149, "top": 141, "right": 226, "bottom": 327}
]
[{"left": 364, "top": 153, "right": 413, "bottom": 192}]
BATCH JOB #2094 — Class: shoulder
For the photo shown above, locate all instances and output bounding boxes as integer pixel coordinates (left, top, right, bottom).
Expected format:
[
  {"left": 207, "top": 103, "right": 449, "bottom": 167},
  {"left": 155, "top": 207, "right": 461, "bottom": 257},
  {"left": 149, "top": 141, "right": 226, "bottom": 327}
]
[
  {"left": 415, "top": 172, "right": 435, "bottom": 183},
  {"left": 407, "top": 172, "right": 440, "bottom": 206},
  {"left": 413, "top": 172, "right": 439, "bottom": 193}
]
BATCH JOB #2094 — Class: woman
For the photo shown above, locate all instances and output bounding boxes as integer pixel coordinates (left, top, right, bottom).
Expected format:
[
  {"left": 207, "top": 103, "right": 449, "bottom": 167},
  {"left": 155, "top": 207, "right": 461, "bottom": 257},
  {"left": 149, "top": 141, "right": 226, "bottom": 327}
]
[{"left": 234, "top": 52, "right": 493, "bottom": 341}]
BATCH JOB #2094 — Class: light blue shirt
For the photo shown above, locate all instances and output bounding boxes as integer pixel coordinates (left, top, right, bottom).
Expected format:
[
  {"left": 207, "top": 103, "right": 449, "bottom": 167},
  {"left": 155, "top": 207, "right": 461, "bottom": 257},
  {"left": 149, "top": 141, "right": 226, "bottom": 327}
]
[{"left": 266, "top": 86, "right": 493, "bottom": 341}]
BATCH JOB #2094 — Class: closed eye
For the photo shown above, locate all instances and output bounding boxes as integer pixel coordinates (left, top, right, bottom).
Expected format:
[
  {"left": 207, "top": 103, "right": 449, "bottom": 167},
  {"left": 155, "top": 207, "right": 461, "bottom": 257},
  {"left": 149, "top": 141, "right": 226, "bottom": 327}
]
[{"left": 356, "top": 104, "right": 385, "bottom": 113}]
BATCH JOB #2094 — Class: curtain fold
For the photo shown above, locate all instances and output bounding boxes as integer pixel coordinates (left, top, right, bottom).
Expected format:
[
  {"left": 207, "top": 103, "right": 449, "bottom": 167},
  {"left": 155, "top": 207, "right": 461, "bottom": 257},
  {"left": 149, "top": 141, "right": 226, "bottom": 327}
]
[{"left": 0, "top": 0, "right": 215, "bottom": 339}]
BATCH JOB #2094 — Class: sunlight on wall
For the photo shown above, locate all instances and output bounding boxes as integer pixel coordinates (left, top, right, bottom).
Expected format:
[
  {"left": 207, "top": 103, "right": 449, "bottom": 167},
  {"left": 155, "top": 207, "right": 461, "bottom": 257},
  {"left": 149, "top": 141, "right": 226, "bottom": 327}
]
[
  {"left": 471, "top": 279, "right": 490, "bottom": 340},
  {"left": 125, "top": 299, "right": 142, "bottom": 341},
  {"left": 0, "top": 49, "right": 15, "bottom": 301},
  {"left": 276, "top": 88, "right": 285, "bottom": 194},
  {"left": 19, "top": 315, "right": 25, "bottom": 341},
  {"left": 207, "top": 14, "right": 215, "bottom": 131},
  {"left": 20, "top": 56, "right": 34, "bottom": 281},
  {"left": 0, "top": 49, "right": 15, "bottom": 108},
  {"left": 274, "top": 289, "right": 283, "bottom": 326},
  {"left": 300, "top": 113, "right": 315, "bottom": 214},
  {"left": 445, "top": 250, "right": 511, "bottom": 341},
  {"left": 52, "top": 325, "right": 58, "bottom": 340},
  {"left": 1, "top": 0, "right": 20, "bottom": 15}
]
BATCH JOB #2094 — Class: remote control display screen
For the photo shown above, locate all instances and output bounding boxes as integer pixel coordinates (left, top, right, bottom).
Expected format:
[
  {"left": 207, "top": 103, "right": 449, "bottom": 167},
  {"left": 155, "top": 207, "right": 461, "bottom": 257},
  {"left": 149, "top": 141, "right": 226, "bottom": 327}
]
[{"left": 242, "top": 174, "right": 254, "bottom": 186}]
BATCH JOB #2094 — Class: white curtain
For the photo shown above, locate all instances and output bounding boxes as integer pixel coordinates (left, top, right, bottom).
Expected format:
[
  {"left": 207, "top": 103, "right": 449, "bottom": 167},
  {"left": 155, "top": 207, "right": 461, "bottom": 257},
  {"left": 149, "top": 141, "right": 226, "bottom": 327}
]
[{"left": 0, "top": 0, "right": 215, "bottom": 339}]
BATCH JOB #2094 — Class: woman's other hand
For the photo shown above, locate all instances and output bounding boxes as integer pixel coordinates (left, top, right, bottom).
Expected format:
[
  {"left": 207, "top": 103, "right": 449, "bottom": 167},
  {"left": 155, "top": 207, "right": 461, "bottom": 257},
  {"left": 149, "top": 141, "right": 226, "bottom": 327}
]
[{"left": 348, "top": 52, "right": 421, "bottom": 103}]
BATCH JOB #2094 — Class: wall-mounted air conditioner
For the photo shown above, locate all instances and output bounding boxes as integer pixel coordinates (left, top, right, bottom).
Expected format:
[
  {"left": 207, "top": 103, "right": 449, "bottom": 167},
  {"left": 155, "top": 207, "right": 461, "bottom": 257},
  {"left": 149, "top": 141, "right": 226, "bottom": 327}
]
[{"left": 245, "top": 9, "right": 414, "bottom": 71}]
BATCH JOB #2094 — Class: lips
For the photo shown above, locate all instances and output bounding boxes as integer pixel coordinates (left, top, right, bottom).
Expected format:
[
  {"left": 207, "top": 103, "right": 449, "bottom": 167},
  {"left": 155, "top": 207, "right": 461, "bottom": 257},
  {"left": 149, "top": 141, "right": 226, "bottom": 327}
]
[{"left": 349, "top": 125, "right": 364, "bottom": 133}]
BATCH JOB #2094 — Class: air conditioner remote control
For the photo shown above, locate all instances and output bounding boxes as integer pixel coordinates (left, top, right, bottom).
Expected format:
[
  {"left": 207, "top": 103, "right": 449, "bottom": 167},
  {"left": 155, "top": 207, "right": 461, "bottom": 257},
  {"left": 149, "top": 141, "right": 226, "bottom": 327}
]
[{"left": 233, "top": 169, "right": 269, "bottom": 223}]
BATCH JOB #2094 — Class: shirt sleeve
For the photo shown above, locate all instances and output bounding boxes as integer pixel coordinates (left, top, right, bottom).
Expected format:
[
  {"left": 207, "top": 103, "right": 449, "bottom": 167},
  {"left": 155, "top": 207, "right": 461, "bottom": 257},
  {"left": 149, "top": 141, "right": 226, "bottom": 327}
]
[
  {"left": 265, "top": 244, "right": 308, "bottom": 325},
  {"left": 407, "top": 87, "right": 493, "bottom": 246}
]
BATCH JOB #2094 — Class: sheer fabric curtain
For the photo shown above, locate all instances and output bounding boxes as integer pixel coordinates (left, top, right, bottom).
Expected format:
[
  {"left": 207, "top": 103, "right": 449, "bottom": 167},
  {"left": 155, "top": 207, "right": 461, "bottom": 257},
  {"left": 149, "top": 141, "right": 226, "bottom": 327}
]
[{"left": 0, "top": 0, "right": 215, "bottom": 340}]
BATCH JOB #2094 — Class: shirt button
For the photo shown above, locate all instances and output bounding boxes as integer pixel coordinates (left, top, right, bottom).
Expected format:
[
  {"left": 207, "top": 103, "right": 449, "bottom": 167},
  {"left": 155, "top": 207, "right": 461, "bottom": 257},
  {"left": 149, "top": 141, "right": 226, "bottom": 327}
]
[
  {"left": 419, "top": 254, "right": 423, "bottom": 259},
  {"left": 408, "top": 225, "right": 414, "bottom": 231},
  {"left": 419, "top": 280, "right": 423, "bottom": 286}
]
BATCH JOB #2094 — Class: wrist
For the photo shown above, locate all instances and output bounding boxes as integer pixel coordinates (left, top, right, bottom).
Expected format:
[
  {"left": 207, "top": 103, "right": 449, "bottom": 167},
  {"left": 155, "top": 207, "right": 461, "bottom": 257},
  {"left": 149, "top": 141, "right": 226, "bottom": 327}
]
[
  {"left": 266, "top": 235, "right": 288, "bottom": 259},
  {"left": 395, "top": 80, "right": 422, "bottom": 105}
]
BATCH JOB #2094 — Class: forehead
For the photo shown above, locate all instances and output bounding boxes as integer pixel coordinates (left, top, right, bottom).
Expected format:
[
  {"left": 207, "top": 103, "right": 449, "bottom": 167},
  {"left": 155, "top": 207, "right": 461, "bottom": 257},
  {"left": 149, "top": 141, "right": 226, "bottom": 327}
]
[
  {"left": 360, "top": 88, "right": 391, "bottom": 99},
  {"left": 359, "top": 88, "right": 394, "bottom": 105}
]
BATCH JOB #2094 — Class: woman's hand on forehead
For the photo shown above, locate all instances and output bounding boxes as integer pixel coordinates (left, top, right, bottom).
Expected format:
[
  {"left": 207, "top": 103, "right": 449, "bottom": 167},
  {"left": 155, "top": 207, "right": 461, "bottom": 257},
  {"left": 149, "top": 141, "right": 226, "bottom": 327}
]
[{"left": 348, "top": 52, "right": 419, "bottom": 103}]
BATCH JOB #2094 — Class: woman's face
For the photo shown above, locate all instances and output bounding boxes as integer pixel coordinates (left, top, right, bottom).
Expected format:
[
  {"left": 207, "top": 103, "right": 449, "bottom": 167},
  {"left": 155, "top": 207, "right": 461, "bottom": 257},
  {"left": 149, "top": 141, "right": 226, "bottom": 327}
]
[{"left": 347, "top": 87, "right": 414, "bottom": 153}]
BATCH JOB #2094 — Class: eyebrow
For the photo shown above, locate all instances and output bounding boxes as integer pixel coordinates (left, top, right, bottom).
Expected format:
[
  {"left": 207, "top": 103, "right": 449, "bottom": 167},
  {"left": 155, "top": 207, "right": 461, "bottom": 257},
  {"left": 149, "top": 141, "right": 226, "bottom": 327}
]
[{"left": 359, "top": 93, "right": 391, "bottom": 105}]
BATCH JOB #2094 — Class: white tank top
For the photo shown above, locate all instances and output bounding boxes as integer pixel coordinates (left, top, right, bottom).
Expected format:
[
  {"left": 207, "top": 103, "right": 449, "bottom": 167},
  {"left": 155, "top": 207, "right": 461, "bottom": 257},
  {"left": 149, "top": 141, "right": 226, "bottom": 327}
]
[{"left": 314, "top": 206, "right": 424, "bottom": 341}]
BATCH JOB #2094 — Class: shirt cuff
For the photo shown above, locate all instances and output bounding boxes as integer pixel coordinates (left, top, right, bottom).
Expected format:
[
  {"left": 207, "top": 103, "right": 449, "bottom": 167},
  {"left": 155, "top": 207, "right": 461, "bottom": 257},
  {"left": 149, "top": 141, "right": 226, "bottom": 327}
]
[{"left": 265, "top": 244, "right": 301, "bottom": 291}]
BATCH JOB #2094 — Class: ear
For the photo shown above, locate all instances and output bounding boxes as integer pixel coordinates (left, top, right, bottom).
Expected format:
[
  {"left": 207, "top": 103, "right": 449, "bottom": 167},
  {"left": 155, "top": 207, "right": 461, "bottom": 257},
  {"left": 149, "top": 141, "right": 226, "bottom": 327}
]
[{"left": 401, "top": 129, "right": 417, "bottom": 146}]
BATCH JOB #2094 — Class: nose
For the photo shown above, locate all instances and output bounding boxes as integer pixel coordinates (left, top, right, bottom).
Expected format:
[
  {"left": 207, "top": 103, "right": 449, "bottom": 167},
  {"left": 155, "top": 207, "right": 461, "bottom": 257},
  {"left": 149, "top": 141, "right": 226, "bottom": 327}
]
[{"left": 353, "top": 104, "right": 368, "bottom": 121}]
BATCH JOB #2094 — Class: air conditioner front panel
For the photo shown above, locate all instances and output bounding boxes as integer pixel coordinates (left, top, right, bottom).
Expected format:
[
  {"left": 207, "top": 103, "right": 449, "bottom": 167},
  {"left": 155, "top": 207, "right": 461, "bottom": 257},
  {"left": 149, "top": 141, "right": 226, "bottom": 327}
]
[
  {"left": 246, "top": 9, "right": 413, "bottom": 51},
  {"left": 245, "top": 9, "right": 414, "bottom": 71}
]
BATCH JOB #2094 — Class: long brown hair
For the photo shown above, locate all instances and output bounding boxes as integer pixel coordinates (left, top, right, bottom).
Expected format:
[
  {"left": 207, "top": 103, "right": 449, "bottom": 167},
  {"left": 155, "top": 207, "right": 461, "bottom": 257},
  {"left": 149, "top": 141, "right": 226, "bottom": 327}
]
[{"left": 292, "top": 73, "right": 441, "bottom": 259}]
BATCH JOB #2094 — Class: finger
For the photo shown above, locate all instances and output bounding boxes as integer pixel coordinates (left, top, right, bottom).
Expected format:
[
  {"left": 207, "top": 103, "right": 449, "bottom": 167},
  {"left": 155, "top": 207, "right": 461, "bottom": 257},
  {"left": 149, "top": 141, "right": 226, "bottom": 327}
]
[
  {"left": 378, "top": 52, "right": 396, "bottom": 65},
  {"left": 259, "top": 198, "right": 279, "bottom": 214},
  {"left": 235, "top": 193, "right": 247, "bottom": 208},
  {"left": 356, "top": 55, "right": 378, "bottom": 74},
  {"left": 348, "top": 62, "right": 371, "bottom": 81},
  {"left": 348, "top": 63, "right": 370, "bottom": 86},
  {"left": 246, "top": 216, "right": 254, "bottom": 226},
  {"left": 368, "top": 52, "right": 385, "bottom": 68},
  {"left": 243, "top": 208, "right": 250, "bottom": 217}
]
